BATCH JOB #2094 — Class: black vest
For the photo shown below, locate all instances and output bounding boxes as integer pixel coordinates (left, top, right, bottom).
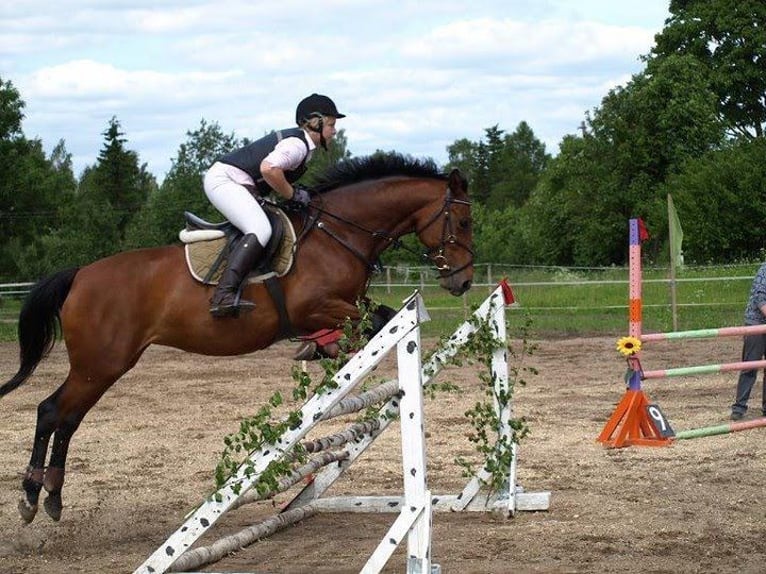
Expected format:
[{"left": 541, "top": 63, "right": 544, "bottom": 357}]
[{"left": 217, "top": 128, "right": 310, "bottom": 193}]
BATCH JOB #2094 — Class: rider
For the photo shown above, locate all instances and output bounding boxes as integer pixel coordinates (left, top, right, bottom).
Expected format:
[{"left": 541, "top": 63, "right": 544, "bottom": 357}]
[{"left": 203, "top": 94, "right": 345, "bottom": 318}]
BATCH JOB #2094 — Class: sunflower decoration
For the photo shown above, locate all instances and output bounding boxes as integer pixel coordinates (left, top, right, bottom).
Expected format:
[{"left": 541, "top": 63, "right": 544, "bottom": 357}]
[{"left": 616, "top": 336, "right": 642, "bottom": 357}]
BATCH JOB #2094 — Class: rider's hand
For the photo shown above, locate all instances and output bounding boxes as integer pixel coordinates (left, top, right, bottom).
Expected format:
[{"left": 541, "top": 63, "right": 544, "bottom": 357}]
[{"left": 292, "top": 187, "right": 311, "bottom": 205}]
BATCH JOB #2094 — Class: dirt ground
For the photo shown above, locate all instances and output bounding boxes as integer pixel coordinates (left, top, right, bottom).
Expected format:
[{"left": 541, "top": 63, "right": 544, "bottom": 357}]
[{"left": 2, "top": 331, "right": 766, "bottom": 574}]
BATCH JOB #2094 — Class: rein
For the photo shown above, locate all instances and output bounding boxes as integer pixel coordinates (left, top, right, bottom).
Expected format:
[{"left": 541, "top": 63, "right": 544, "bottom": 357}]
[{"left": 301, "top": 187, "right": 474, "bottom": 277}]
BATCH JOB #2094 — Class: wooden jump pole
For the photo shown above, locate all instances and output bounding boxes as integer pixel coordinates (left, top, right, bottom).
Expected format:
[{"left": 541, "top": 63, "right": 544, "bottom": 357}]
[
  {"left": 135, "top": 294, "right": 434, "bottom": 574},
  {"left": 642, "top": 323, "right": 766, "bottom": 342},
  {"left": 674, "top": 417, "right": 766, "bottom": 440},
  {"left": 136, "top": 283, "right": 550, "bottom": 574},
  {"left": 642, "top": 360, "right": 766, "bottom": 380}
]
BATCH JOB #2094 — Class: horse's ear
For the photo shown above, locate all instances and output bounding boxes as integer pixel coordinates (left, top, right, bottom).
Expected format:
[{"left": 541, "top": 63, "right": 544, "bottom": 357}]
[{"left": 447, "top": 168, "right": 468, "bottom": 194}]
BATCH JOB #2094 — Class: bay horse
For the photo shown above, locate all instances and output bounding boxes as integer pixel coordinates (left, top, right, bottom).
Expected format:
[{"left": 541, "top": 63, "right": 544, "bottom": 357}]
[{"left": 1, "top": 153, "right": 474, "bottom": 523}]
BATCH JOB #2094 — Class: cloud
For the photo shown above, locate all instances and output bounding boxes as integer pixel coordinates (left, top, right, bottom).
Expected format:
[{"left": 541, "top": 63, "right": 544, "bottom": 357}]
[
  {"left": 400, "top": 17, "right": 654, "bottom": 71},
  {"left": 3, "top": 1, "right": 669, "bottom": 181},
  {"left": 21, "top": 60, "right": 241, "bottom": 108}
]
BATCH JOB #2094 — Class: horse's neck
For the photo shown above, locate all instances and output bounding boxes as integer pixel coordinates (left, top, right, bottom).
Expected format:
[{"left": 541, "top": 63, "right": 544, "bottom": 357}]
[{"left": 329, "top": 179, "right": 438, "bottom": 237}]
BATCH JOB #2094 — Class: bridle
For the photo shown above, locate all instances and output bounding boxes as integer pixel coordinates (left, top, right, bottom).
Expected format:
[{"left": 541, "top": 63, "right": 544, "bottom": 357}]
[
  {"left": 299, "top": 186, "right": 474, "bottom": 277},
  {"left": 412, "top": 189, "right": 474, "bottom": 278}
]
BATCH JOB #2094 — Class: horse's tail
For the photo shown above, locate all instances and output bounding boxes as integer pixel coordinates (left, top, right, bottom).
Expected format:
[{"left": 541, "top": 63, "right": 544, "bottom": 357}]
[{"left": 0, "top": 267, "right": 80, "bottom": 397}]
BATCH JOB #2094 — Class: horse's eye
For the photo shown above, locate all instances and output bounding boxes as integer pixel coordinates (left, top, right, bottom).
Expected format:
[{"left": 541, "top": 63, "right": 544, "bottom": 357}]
[{"left": 458, "top": 218, "right": 471, "bottom": 230}]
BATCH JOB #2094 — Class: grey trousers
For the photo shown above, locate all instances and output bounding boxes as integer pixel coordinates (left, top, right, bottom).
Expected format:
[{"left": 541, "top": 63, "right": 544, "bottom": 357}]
[{"left": 732, "top": 333, "right": 766, "bottom": 415}]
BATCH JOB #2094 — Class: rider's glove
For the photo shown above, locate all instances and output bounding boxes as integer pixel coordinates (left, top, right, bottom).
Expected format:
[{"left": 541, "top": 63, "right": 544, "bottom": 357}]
[{"left": 292, "top": 187, "right": 311, "bottom": 205}]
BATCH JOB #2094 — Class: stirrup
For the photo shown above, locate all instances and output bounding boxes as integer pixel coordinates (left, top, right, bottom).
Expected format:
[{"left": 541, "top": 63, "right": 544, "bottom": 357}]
[{"left": 210, "top": 293, "right": 256, "bottom": 318}]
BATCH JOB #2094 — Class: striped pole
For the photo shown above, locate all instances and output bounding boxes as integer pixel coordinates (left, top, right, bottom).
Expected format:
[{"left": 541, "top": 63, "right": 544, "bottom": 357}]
[
  {"left": 628, "top": 219, "right": 642, "bottom": 340},
  {"left": 642, "top": 323, "right": 766, "bottom": 342},
  {"left": 675, "top": 417, "right": 766, "bottom": 440},
  {"left": 642, "top": 359, "right": 766, "bottom": 380}
]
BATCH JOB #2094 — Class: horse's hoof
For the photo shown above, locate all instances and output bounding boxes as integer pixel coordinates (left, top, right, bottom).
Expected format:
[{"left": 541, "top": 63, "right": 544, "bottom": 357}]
[
  {"left": 18, "top": 498, "right": 38, "bottom": 524},
  {"left": 44, "top": 494, "right": 62, "bottom": 521},
  {"left": 293, "top": 341, "right": 318, "bottom": 361}
]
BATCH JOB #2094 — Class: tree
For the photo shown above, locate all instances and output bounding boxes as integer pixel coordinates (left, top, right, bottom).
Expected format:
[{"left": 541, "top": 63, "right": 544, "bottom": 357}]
[
  {"left": 664, "top": 138, "right": 766, "bottom": 262},
  {"left": 301, "top": 129, "right": 351, "bottom": 184},
  {"left": 648, "top": 0, "right": 766, "bottom": 138},
  {"left": 517, "top": 54, "right": 723, "bottom": 266},
  {"left": 0, "top": 77, "right": 77, "bottom": 279},
  {"left": 0, "top": 76, "right": 23, "bottom": 139},
  {"left": 124, "top": 119, "right": 240, "bottom": 248},
  {"left": 72, "top": 117, "right": 156, "bottom": 256},
  {"left": 446, "top": 123, "right": 549, "bottom": 211},
  {"left": 486, "top": 122, "right": 549, "bottom": 210}
]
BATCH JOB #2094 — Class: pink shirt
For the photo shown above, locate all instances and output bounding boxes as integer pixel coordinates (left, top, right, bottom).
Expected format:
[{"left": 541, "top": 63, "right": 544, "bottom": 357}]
[{"left": 262, "top": 129, "right": 316, "bottom": 171}]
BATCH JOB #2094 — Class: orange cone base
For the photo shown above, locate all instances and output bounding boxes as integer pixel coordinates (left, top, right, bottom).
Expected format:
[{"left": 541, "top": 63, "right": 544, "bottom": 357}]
[{"left": 597, "top": 390, "right": 671, "bottom": 448}]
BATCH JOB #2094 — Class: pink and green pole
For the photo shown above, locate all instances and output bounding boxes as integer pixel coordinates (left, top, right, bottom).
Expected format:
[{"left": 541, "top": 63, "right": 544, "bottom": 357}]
[
  {"left": 628, "top": 218, "right": 766, "bottom": 381},
  {"left": 675, "top": 417, "right": 766, "bottom": 440},
  {"left": 618, "top": 219, "right": 766, "bottom": 443},
  {"left": 643, "top": 359, "right": 766, "bottom": 380},
  {"left": 642, "top": 323, "right": 766, "bottom": 342}
]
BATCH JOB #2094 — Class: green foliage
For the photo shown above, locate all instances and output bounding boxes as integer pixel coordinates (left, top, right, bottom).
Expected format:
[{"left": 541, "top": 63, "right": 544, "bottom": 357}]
[
  {"left": 0, "top": 77, "right": 78, "bottom": 280},
  {"left": 471, "top": 203, "right": 523, "bottom": 264},
  {"left": 213, "top": 391, "right": 301, "bottom": 499},
  {"left": 440, "top": 306, "right": 534, "bottom": 493},
  {"left": 212, "top": 295, "right": 530, "bottom": 499},
  {"left": 212, "top": 299, "right": 377, "bottom": 496},
  {"left": 124, "top": 119, "right": 239, "bottom": 248},
  {"left": 36, "top": 118, "right": 157, "bottom": 269},
  {"left": 516, "top": 53, "right": 723, "bottom": 266},
  {"left": 83, "top": 117, "right": 157, "bottom": 241},
  {"left": 446, "top": 122, "right": 550, "bottom": 210},
  {"left": 664, "top": 138, "right": 766, "bottom": 262},
  {"left": 300, "top": 129, "right": 351, "bottom": 185},
  {"left": 0, "top": 76, "right": 24, "bottom": 137},
  {"left": 651, "top": 0, "right": 766, "bottom": 138}
]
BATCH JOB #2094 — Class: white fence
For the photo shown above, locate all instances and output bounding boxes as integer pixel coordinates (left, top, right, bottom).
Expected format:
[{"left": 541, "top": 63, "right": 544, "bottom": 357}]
[{"left": 1, "top": 263, "right": 755, "bottom": 315}]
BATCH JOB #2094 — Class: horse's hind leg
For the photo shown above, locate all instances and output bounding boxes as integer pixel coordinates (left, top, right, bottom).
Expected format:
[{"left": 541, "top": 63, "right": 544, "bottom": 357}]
[
  {"left": 20, "top": 371, "right": 113, "bottom": 522},
  {"left": 41, "top": 415, "right": 84, "bottom": 521},
  {"left": 19, "top": 389, "right": 61, "bottom": 523}
]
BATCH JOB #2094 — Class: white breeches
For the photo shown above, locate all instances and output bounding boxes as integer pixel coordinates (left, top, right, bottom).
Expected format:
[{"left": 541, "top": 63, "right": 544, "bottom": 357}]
[{"left": 203, "top": 162, "right": 272, "bottom": 246}]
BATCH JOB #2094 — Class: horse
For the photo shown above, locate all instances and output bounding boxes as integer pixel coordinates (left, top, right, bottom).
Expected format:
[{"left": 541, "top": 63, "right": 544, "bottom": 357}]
[{"left": 0, "top": 153, "right": 474, "bottom": 524}]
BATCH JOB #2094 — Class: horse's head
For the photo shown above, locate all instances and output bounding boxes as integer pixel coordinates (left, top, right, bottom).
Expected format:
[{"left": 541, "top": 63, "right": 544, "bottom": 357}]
[
  {"left": 305, "top": 154, "right": 474, "bottom": 297},
  {"left": 415, "top": 168, "right": 474, "bottom": 296}
]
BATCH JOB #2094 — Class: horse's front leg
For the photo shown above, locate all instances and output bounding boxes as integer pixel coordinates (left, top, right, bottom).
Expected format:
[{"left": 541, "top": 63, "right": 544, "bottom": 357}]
[
  {"left": 304, "top": 298, "right": 363, "bottom": 331},
  {"left": 294, "top": 299, "right": 396, "bottom": 361},
  {"left": 20, "top": 391, "right": 60, "bottom": 523}
]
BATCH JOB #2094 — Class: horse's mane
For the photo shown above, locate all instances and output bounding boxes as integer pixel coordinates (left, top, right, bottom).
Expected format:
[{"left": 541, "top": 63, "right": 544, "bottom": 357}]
[{"left": 311, "top": 153, "right": 444, "bottom": 194}]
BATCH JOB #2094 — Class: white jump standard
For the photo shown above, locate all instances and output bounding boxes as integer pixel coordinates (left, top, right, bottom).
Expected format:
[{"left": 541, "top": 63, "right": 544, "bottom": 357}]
[{"left": 133, "top": 282, "right": 550, "bottom": 574}]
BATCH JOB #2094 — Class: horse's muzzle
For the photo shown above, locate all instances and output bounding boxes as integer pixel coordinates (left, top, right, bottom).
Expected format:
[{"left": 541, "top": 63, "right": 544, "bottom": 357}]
[{"left": 444, "top": 278, "right": 472, "bottom": 296}]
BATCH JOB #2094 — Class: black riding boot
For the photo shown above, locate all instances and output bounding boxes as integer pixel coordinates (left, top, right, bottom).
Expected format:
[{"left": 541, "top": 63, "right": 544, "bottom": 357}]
[{"left": 210, "top": 234, "right": 265, "bottom": 318}]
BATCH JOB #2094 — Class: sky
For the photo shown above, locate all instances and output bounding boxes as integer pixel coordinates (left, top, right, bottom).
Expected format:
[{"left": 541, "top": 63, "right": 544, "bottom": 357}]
[{"left": 0, "top": 1, "right": 671, "bottom": 183}]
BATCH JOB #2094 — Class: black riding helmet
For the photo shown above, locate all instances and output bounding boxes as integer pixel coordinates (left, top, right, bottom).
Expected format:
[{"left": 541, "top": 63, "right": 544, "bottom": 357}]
[
  {"left": 295, "top": 93, "right": 346, "bottom": 124},
  {"left": 295, "top": 94, "right": 345, "bottom": 150}
]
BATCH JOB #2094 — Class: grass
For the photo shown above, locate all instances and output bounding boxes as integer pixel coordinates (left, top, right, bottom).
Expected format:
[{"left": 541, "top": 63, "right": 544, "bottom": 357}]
[
  {"left": 369, "top": 262, "right": 756, "bottom": 339},
  {"left": 0, "top": 262, "right": 757, "bottom": 342}
]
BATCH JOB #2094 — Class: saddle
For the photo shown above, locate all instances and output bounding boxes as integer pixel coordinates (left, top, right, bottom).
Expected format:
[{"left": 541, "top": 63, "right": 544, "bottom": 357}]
[{"left": 179, "top": 203, "right": 296, "bottom": 285}]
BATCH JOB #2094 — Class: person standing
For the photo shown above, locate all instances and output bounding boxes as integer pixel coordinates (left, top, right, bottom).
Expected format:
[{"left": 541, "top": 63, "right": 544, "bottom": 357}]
[
  {"left": 730, "top": 262, "right": 766, "bottom": 420},
  {"left": 203, "top": 93, "right": 345, "bottom": 317}
]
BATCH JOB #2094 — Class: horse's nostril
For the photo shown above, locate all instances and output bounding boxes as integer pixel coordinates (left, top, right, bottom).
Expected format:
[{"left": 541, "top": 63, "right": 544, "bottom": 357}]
[{"left": 462, "top": 280, "right": 472, "bottom": 293}]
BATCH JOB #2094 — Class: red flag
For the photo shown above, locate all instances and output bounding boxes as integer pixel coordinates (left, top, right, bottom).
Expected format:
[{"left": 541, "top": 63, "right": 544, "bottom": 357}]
[
  {"left": 500, "top": 278, "right": 516, "bottom": 305},
  {"left": 637, "top": 218, "right": 650, "bottom": 242}
]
